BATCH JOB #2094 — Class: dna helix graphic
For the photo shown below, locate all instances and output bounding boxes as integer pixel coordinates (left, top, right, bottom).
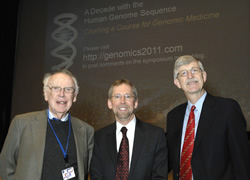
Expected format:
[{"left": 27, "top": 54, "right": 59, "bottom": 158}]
[{"left": 50, "top": 13, "right": 78, "bottom": 70}]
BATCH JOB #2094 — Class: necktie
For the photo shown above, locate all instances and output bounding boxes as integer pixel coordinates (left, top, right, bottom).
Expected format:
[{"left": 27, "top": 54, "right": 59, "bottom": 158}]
[
  {"left": 180, "top": 105, "right": 196, "bottom": 180},
  {"left": 115, "top": 127, "right": 129, "bottom": 180}
]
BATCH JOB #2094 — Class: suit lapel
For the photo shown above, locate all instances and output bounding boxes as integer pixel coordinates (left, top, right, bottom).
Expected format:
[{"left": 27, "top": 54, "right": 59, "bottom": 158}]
[
  {"left": 193, "top": 94, "right": 217, "bottom": 154},
  {"left": 31, "top": 110, "right": 47, "bottom": 176},
  {"left": 71, "top": 117, "right": 86, "bottom": 179},
  {"left": 175, "top": 105, "right": 187, "bottom": 169},
  {"left": 71, "top": 117, "right": 84, "bottom": 160},
  {"left": 129, "top": 119, "right": 145, "bottom": 179},
  {"left": 107, "top": 122, "right": 118, "bottom": 169}
]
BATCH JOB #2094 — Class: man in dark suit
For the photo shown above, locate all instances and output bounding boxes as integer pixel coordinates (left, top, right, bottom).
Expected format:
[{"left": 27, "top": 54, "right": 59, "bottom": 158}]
[
  {"left": 0, "top": 69, "right": 94, "bottom": 180},
  {"left": 90, "top": 79, "right": 168, "bottom": 180},
  {"left": 166, "top": 55, "right": 249, "bottom": 180}
]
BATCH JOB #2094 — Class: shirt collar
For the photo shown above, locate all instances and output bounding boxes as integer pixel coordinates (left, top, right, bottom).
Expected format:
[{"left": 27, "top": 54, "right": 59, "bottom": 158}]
[
  {"left": 187, "top": 91, "right": 207, "bottom": 112},
  {"left": 116, "top": 115, "right": 136, "bottom": 132},
  {"left": 48, "top": 109, "right": 69, "bottom": 122}
]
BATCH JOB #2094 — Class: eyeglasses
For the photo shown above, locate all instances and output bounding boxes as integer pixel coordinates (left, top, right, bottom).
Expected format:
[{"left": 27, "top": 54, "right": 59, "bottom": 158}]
[
  {"left": 177, "top": 67, "right": 202, "bottom": 77},
  {"left": 111, "top": 94, "right": 136, "bottom": 101},
  {"left": 47, "top": 86, "right": 75, "bottom": 94}
]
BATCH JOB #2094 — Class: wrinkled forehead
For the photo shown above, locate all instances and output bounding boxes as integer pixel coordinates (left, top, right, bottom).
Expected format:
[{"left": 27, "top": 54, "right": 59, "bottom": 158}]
[
  {"left": 113, "top": 84, "right": 133, "bottom": 94},
  {"left": 177, "top": 61, "right": 199, "bottom": 71},
  {"left": 48, "top": 73, "right": 75, "bottom": 87},
  {"left": 175, "top": 57, "right": 198, "bottom": 68}
]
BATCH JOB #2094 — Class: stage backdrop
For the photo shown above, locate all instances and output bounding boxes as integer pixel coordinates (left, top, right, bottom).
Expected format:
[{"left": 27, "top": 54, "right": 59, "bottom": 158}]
[{"left": 12, "top": 0, "right": 249, "bottom": 131}]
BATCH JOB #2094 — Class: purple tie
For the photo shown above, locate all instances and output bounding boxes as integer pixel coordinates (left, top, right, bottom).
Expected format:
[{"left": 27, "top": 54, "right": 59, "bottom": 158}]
[{"left": 115, "top": 127, "right": 129, "bottom": 180}]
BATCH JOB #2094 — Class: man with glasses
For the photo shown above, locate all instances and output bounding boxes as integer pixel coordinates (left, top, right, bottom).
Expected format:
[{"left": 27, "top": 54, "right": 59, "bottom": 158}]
[
  {"left": 0, "top": 69, "right": 94, "bottom": 180},
  {"left": 90, "top": 79, "right": 168, "bottom": 180},
  {"left": 166, "top": 55, "right": 249, "bottom": 180}
]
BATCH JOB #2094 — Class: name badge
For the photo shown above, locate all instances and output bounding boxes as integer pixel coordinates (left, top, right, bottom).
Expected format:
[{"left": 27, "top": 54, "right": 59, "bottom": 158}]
[{"left": 61, "top": 166, "right": 76, "bottom": 180}]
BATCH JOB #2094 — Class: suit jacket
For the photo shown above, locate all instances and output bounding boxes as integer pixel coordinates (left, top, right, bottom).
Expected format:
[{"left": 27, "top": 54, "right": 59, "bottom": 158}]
[
  {"left": 166, "top": 93, "right": 250, "bottom": 180},
  {"left": 90, "top": 118, "right": 168, "bottom": 180},
  {"left": 0, "top": 110, "right": 94, "bottom": 180}
]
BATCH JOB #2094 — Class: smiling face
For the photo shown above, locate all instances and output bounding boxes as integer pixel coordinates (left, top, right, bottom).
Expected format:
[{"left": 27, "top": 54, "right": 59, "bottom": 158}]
[
  {"left": 44, "top": 73, "right": 77, "bottom": 119},
  {"left": 107, "top": 83, "right": 138, "bottom": 125},
  {"left": 174, "top": 61, "right": 207, "bottom": 99}
]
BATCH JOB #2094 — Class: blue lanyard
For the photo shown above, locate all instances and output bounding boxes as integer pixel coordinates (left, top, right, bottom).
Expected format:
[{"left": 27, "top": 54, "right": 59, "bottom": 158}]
[{"left": 47, "top": 110, "right": 71, "bottom": 163}]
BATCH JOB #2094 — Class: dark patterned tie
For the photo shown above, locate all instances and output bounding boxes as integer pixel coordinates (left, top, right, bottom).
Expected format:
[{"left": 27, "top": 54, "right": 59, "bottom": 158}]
[
  {"left": 115, "top": 127, "right": 129, "bottom": 180},
  {"left": 180, "top": 105, "right": 196, "bottom": 180}
]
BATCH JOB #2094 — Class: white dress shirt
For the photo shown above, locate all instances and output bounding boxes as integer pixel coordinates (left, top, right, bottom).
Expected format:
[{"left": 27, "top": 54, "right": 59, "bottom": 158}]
[{"left": 180, "top": 91, "right": 207, "bottom": 180}]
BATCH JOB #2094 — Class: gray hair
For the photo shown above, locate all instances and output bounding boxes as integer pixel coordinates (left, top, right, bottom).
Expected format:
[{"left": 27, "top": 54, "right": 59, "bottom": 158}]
[
  {"left": 108, "top": 79, "right": 138, "bottom": 99},
  {"left": 174, "top": 55, "right": 205, "bottom": 79},
  {"left": 43, "top": 69, "right": 79, "bottom": 94}
]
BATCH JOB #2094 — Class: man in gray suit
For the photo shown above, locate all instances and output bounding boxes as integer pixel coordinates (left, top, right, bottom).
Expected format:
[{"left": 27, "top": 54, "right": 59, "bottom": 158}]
[{"left": 0, "top": 69, "right": 94, "bottom": 180}]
